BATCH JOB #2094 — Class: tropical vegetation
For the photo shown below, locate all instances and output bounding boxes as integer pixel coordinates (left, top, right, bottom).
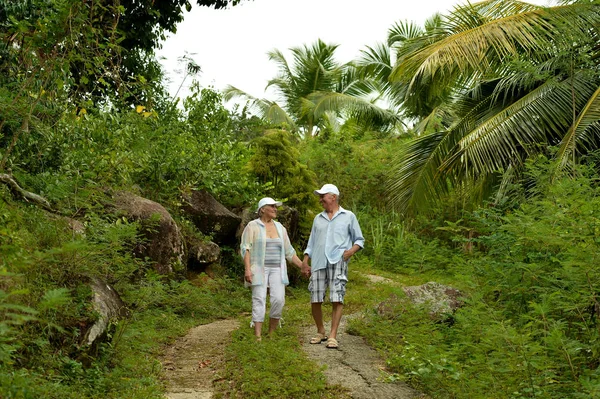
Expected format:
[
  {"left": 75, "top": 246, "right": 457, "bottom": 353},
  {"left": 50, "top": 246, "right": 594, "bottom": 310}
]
[{"left": 1, "top": 0, "right": 600, "bottom": 398}]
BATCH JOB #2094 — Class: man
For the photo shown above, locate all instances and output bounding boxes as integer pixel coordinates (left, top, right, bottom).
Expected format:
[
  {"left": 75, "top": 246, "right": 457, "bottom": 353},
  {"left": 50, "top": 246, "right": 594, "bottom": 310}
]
[{"left": 302, "top": 183, "right": 364, "bottom": 349}]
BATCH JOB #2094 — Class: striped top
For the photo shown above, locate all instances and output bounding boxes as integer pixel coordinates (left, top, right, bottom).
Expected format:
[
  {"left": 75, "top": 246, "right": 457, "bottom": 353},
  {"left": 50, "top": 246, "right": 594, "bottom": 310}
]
[{"left": 264, "top": 238, "right": 283, "bottom": 268}]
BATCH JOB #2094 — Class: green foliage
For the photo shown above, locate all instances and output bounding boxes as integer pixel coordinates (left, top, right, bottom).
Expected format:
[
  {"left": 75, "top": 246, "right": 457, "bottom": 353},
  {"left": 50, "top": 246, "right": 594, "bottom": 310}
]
[
  {"left": 387, "top": 1, "right": 600, "bottom": 214},
  {"left": 7, "top": 86, "right": 262, "bottom": 211},
  {"left": 358, "top": 208, "right": 460, "bottom": 275},
  {"left": 247, "top": 129, "right": 318, "bottom": 213},
  {"left": 300, "top": 134, "right": 406, "bottom": 210},
  {"left": 354, "top": 160, "right": 600, "bottom": 398},
  {"left": 0, "top": 191, "right": 251, "bottom": 398}
]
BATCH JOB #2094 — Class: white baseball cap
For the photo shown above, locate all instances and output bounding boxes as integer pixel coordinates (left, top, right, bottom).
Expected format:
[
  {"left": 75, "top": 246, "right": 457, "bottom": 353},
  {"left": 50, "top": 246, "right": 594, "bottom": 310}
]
[
  {"left": 314, "top": 184, "right": 340, "bottom": 196},
  {"left": 256, "top": 197, "right": 283, "bottom": 212}
]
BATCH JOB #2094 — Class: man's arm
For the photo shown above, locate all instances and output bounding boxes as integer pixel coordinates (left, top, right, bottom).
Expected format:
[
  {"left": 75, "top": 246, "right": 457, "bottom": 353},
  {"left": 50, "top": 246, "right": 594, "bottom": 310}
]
[
  {"left": 343, "top": 213, "right": 364, "bottom": 261},
  {"left": 301, "top": 253, "right": 311, "bottom": 277},
  {"left": 342, "top": 244, "right": 361, "bottom": 261}
]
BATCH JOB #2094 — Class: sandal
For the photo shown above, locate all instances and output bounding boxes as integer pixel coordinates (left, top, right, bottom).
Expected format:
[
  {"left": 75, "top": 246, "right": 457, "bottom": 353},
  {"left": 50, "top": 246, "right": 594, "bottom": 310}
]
[
  {"left": 325, "top": 337, "right": 338, "bottom": 349},
  {"left": 309, "top": 333, "right": 328, "bottom": 344}
]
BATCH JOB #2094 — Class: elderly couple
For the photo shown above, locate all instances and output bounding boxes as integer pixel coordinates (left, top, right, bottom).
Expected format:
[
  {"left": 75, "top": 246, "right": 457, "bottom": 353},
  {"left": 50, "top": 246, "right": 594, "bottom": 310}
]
[{"left": 240, "top": 184, "right": 364, "bottom": 349}]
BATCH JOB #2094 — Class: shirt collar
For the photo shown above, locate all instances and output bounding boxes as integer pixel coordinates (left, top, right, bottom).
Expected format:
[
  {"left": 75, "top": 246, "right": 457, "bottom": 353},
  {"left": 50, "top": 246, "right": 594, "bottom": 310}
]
[{"left": 318, "top": 206, "right": 346, "bottom": 220}]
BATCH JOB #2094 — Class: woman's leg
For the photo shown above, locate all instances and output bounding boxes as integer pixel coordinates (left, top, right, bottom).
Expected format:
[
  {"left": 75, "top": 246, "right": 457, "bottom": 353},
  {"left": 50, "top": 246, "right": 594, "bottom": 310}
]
[
  {"left": 251, "top": 283, "right": 267, "bottom": 339},
  {"left": 266, "top": 267, "right": 285, "bottom": 335}
]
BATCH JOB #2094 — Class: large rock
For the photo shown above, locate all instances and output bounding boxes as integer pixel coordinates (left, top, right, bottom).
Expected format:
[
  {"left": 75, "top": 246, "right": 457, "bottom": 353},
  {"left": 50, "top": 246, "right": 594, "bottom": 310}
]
[
  {"left": 113, "top": 191, "right": 183, "bottom": 274},
  {"left": 187, "top": 237, "right": 220, "bottom": 272},
  {"left": 181, "top": 190, "right": 241, "bottom": 245},
  {"left": 84, "top": 277, "right": 129, "bottom": 347},
  {"left": 235, "top": 207, "right": 256, "bottom": 241},
  {"left": 402, "top": 281, "right": 463, "bottom": 317}
]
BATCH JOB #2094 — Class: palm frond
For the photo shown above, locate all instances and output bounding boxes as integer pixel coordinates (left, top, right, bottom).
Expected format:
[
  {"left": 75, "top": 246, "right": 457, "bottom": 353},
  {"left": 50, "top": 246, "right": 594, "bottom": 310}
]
[
  {"left": 557, "top": 83, "right": 600, "bottom": 167},
  {"left": 222, "top": 84, "right": 295, "bottom": 128},
  {"left": 386, "top": 131, "right": 454, "bottom": 212},
  {"left": 391, "top": 2, "right": 600, "bottom": 91},
  {"left": 309, "top": 91, "right": 400, "bottom": 125},
  {"left": 443, "top": 74, "right": 595, "bottom": 177}
]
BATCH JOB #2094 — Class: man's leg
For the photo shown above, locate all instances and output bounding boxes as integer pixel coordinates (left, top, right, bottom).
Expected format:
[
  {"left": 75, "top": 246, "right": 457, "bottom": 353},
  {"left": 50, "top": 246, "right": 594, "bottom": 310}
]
[
  {"left": 312, "top": 302, "right": 326, "bottom": 335},
  {"left": 329, "top": 302, "right": 343, "bottom": 340},
  {"left": 309, "top": 269, "right": 327, "bottom": 336},
  {"left": 328, "top": 259, "right": 348, "bottom": 342}
]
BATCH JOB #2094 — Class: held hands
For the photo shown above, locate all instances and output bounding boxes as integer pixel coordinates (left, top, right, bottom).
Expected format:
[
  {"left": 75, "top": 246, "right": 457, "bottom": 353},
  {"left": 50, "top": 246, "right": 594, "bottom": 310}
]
[{"left": 301, "top": 261, "right": 311, "bottom": 277}]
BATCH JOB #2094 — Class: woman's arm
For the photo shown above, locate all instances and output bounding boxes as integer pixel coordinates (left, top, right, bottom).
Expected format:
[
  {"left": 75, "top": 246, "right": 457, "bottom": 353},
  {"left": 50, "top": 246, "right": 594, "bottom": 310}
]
[{"left": 244, "top": 249, "right": 252, "bottom": 284}]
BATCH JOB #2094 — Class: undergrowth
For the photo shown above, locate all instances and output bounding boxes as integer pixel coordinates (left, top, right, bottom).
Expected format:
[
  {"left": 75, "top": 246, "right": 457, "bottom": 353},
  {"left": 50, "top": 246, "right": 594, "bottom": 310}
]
[{"left": 350, "top": 163, "right": 600, "bottom": 398}]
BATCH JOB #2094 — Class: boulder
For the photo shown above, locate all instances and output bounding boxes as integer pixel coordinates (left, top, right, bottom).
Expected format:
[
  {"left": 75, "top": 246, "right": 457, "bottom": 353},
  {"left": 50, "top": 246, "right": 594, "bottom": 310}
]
[
  {"left": 187, "top": 238, "right": 221, "bottom": 272},
  {"left": 235, "top": 207, "right": 256, "bottom": 240},
  {"left": 113, "top": 191, "right": 183, "bottom": 274},
  {"left": 181, "top": 190, "right": 241, "bottom": 245},
  {"left": 84, "top": 277, "right": 129, "bottom": 347},
  {"left": 402, "top": 282, "right": 463, "bottom": 317}
]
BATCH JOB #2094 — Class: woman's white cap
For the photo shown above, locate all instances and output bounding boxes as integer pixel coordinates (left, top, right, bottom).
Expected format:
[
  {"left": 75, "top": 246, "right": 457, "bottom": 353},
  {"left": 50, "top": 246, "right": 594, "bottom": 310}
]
[
  {"left": 314, "top": 184, "right": 339, "bottom": 196},
  {"left": 257, "top": 197, "right": 282, "bottom": 212}
]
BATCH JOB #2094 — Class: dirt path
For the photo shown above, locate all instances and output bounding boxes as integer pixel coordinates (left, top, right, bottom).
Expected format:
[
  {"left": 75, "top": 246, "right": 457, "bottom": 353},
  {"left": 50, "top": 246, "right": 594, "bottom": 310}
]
[
  {"left": 161, "top": 274, "right": 423, "bottom": 398},
  {"left": 162, "top": 319, "right": 240, "bottom": 399},
  {"left": 300, "top": 314, "right": 421, "bottom": 399}
]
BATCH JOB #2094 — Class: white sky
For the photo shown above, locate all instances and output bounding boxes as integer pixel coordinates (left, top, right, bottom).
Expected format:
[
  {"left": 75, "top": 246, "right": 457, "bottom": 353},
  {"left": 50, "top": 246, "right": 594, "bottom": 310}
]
[{"left": 157, "top": 0, "right": 549, "bottom": 105}]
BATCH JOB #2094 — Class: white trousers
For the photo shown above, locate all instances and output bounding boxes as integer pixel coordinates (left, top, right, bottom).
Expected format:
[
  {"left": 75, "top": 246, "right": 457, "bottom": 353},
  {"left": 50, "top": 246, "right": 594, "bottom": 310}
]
[{"left": 251, "top": 267, "right": 285, "bottom": 323}]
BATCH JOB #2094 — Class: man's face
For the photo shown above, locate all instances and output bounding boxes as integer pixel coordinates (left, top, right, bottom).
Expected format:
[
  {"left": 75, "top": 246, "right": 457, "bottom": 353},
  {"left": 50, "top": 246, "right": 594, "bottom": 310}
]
[{"left": 319, "top": 193, "right": 337, "bottom": 210}]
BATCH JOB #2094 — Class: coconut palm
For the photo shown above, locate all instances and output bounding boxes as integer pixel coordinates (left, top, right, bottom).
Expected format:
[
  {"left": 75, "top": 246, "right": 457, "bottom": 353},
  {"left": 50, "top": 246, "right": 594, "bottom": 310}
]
[
  {"left": 223, "top": 40, "right": 342, "bottom": 137},
  {"left": 224, "top": 39, "right": 401, "bottom": 138},
  {"left": 386, "top": 0, "right": 600, "bottom": 213}
]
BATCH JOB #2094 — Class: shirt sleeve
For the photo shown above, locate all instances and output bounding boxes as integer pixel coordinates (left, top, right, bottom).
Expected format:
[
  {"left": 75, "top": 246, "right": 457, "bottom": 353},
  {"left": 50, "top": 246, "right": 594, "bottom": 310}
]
[
  {"left": 350, "top": 213, "right": 365, "bottom": 249},
  {"left": 240, "top": 222, "right": 255, "bottom": 258},
  {"left": 303, "top": 216, "right": 317, "bottom": 257},
  {"left": 281, "top": 226, "right": 296, "bottom": 262}
]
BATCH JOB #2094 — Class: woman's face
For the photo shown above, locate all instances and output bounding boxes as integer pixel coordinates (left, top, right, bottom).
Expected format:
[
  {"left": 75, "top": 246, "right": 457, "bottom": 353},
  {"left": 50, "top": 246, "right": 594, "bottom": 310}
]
[{"left": 261, "top": 204, "right": 278, "bottom": 219}]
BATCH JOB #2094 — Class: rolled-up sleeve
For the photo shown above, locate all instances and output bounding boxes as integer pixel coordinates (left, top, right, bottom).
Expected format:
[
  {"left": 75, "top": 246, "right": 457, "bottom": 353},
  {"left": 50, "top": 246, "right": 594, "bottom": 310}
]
[
  {"left": 240, "top": 223, "right": 255, "bottom": 258},
  {"left": 303, "top": 218, "right": 317, "bottom": 258},
  {"left": 282, "top": 228, "right": 296, "bottom": 262},
  {"left": 350, "top": 214, "right": 365, "bottom": 249}
]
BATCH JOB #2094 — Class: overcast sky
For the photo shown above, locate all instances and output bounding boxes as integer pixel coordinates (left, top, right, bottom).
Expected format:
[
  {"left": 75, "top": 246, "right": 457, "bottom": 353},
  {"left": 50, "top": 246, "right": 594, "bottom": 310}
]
[{"left": 157, "top": 0, "right": 549, "bottom": 104}]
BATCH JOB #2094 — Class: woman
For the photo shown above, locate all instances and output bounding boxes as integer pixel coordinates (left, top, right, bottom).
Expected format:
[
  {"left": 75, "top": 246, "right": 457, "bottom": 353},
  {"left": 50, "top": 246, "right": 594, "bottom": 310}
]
[{"left": 240, "top": 197, "right": 303, "bottom": 341}]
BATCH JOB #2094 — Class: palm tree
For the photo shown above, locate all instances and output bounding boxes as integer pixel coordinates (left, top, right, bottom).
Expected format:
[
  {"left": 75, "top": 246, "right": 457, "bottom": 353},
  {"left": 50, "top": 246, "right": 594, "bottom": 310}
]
[
  {"left": 224, "top": 40, "right": 342, "bottom": 137},
  {"left": 224, "top": 39, "right": 401, "bottom": 138},
  {"left": 386, "top": 0, "right": 600, "bottom": 213}
]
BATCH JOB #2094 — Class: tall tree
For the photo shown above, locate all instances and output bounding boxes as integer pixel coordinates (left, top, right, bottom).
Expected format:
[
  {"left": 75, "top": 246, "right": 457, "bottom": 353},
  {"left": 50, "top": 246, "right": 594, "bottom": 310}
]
[
  {"left": 386, "top": 0, "right": 600, "bottom": 213},
  {"left": 224, "top": 39, "right": 400, "bottom": 138},
  {"left": 0, "top": 0, "right": 244, "bottom": 171}
]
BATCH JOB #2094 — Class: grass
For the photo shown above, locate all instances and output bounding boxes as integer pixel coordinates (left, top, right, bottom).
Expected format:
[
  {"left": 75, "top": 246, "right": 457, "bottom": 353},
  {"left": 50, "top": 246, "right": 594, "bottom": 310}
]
[{"left": 214, "top": 255, "right": 434, "bottom": 398}]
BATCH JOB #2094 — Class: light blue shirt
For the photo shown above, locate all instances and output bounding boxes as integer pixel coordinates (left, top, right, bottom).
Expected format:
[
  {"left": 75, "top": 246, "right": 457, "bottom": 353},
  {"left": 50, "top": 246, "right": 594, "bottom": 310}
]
[{"left": 304, "top": 206, "right": 365, "bottom": 271}]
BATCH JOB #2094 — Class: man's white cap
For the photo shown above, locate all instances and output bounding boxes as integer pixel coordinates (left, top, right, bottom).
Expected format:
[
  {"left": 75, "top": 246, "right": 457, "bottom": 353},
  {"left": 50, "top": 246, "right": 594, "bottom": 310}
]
[
  {"left": 314, "top": 184, "right": 340, "bottom": 196},
  {"left": 256, "top": 197, "right": 282, "bottom": 212}
]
